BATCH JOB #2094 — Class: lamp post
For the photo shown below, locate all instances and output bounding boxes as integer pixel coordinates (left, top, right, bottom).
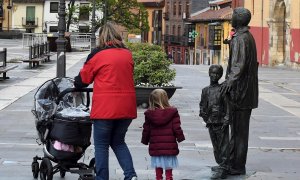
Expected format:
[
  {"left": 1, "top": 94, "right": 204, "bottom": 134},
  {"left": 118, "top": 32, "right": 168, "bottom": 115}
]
[
  {"left": 90, "top": 0, "right": 96, "bottom": 50},
  {"left": 7, "top": 1, "right": 12, "bottom": 32},
  {"left": 56, "top": 0, "right": 67, "bottom": 77}
]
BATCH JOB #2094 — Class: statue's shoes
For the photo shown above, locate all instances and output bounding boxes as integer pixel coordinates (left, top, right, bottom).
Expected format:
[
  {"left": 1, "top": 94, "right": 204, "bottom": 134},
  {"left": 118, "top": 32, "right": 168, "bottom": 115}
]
[
  {"left": 211, "top": 166, "right": 222, "bottom": 172},
  {"left": 228, "top": 168, "right": 246, "bottom": 175},
  {"left": 211, "top": 170, "right": 227, "bottom": 179}
]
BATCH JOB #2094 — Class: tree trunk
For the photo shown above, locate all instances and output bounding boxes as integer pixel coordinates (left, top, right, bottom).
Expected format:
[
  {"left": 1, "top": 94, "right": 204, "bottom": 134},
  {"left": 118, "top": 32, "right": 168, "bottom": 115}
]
[{"left": 66, "top": 0, "right": 75, "bottom": 32}]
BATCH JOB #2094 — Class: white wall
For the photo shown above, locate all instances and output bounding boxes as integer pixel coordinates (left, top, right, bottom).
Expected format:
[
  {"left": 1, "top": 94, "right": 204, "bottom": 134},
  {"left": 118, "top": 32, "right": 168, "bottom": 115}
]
[{"left": 44, "top": 0, "right": 103, "bottom": 33}]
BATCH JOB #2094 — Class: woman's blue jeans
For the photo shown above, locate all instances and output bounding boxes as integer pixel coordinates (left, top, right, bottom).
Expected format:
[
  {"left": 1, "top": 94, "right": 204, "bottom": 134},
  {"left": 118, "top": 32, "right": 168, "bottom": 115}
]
[{"left": 93, "top": 119, "right": 137, "bottom": 180}]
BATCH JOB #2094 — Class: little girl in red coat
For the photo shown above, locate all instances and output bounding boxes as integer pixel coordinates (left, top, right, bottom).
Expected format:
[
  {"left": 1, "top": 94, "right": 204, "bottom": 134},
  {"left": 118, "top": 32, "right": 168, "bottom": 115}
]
[{"left": 141, "top": 89, "right": 185, "bottom": 180}]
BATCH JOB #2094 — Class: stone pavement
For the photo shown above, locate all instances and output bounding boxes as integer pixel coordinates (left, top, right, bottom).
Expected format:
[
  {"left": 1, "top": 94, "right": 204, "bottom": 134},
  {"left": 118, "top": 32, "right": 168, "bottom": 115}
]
[{"left": 0, "top": 40, "right": 300, "bottom": 179}]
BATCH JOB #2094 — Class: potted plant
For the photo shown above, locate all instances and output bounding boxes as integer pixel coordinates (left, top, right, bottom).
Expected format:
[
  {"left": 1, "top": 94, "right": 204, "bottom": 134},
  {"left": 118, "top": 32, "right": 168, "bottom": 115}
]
[{"left": 126, "top": 42, "right": 182, "bottom": 107}]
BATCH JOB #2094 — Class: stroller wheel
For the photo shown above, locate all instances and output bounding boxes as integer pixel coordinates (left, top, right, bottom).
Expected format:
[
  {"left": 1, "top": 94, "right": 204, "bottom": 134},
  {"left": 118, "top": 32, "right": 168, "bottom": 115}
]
[
  {"left": 60, "top": 170, "right": 66, "bottom": 178},
  {"left": 39, "top": 158, "right": 53, "bottom": 180},
  {"left": 31, "top": 161, "right": 39, "bottom": 179}
]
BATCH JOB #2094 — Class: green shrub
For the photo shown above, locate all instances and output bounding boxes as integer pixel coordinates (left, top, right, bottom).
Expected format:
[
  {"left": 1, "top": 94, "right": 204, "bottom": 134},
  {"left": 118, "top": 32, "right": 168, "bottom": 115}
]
[{"left": 126, "top": 43, "right": 176, "bottom": 87}]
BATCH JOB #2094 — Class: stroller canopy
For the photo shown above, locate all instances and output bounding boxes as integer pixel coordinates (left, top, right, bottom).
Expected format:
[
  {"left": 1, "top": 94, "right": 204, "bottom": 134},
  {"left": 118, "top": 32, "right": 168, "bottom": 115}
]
[{"left": 33, "top": 77, "right": 89, "bottom": 122}]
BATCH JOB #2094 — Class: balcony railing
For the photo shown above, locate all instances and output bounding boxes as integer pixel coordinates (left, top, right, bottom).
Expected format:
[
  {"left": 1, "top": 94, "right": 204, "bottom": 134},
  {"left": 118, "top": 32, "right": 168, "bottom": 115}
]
[
  {"left": 22, "top": 17, "right": 38, "bottom": 27},
  {"left": 163, "top": 35, "right": 189, "bottom": 46}
]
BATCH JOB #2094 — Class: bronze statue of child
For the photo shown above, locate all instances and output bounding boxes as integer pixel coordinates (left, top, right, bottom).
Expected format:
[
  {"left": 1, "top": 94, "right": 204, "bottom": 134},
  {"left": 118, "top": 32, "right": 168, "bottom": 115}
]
[{"left": 199, "top": 65, "right": 230, "bottom": 179}]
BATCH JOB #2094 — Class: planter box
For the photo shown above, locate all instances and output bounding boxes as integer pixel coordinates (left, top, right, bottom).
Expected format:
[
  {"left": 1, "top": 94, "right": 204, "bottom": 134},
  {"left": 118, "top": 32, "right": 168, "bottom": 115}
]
[{"left": 135, "top": 86, "right": 182, "bottom": 107}]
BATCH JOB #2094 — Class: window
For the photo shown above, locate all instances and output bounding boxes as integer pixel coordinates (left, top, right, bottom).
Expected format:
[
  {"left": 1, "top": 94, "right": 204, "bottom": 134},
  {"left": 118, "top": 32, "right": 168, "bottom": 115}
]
[
  {"left": 49, "top": 26, "right": 58, "bottom": 32},
  {"left": 166, "top": 2, "right": 169, "bottom": 13},
  {"left": 177, "top": 26, "right": 181, "bottom": 36},
  {"left": 26, "top": 6, "right": 35, "bottom": 24},
  {"left": 208, "top": 23, "right": 222, "bottom": 50},
  {"left": 186, "top": 2, "right": 190, "bottom": 18},
  {"left": 172, "top": 25, "right": 176, "bottom": 35},
  {"left": 200, "top": 34, "right": 204, "bottom": 46},
  {"left": 50, "top": 2, "right": 59, "bottom": 13},
  {"left": 152, "top": 10, "right": 158, "bottom": 28},
  {"left": 173, "top": 2, "right": 176, "bottom": 16},
  {"left": 178, "top": 1, "right": 182, "bottom": 16},
  {"left": 166, "top": 25, "right": 169, "bottom": 35}
]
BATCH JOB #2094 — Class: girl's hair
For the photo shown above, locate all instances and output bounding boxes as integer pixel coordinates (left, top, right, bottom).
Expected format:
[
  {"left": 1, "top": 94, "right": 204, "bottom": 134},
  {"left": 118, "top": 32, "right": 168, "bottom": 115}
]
[
  {"left": 98, "top": 22, "right": 125, "bottom": 49},
  {"left": 148, "top": 89, "right": 171, "bottom": 109}
]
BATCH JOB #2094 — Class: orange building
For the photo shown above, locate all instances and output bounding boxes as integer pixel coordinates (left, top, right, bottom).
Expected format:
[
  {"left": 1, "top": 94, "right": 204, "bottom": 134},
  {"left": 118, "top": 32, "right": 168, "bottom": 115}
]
[
  {"left": 138, "top": 0, "right": 165, "bottom": 45},
  {"left": 0, "top": 0, "right": 13, "bottom": 32}
]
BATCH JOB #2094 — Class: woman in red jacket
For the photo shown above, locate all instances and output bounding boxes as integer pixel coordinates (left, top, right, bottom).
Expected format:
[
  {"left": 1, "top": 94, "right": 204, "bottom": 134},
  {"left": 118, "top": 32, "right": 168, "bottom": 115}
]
[
  {"left": 74, "top": 22, "right": 137, "bottom": 180},
  {"left": 141, "top": 89, "right": 185, "bottom": 180}
]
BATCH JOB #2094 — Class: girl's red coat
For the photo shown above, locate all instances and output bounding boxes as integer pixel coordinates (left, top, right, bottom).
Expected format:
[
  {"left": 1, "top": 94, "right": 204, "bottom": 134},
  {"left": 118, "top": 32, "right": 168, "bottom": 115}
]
[
  {"left": 79, "top": 48, "right": 137, "bottom": 120},
  {"left": 141, "top": 107, "right": 185, "bottom": 156}
]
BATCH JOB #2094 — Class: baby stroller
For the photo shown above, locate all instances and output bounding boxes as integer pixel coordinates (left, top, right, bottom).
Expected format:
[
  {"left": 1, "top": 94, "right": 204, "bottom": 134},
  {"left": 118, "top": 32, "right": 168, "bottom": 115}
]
[{"left": 31, "top": 77, "right": 94, "bottom": 180}]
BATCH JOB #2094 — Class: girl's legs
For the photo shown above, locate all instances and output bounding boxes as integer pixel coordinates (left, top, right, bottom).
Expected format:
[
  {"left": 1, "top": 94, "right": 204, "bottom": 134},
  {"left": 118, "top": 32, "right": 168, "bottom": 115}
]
[
  {"left": 155, "top": 167, "right": 163, "bottom": 180},
  {"left": 165, "top": 169, "right": 173, "bottom": 180}
]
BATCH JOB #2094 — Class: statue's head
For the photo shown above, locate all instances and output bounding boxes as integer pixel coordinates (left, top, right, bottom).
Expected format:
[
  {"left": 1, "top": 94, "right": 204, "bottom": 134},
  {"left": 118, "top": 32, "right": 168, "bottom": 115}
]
[
  {"left": 209, "top": 65, "right": 223, "bottom": 82},
  {"left": 232, "top": 7, "right": 251, "bottom": 28}
]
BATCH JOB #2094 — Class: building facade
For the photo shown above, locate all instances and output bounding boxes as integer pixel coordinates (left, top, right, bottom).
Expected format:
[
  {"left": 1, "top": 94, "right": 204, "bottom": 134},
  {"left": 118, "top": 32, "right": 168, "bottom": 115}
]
[
  {"left": 0, "top": 0, "right": 101, "bottom": 33},
  {"left": 164, "top": 0, "right": 192, "bottom": 64},
  {"left": 44, "top": 0, "right": 96, "bottom": 33},
  {"left": 0, "top": 0, "right": 13, "bottom": 32},
  {"left": 11, "top": 0, "right": 44, "bottom": 33},
  {"left": 138, "top": 0, "right": 164, "bottom": 45},
  {"left": 190, "top": 0, "right": 232, "bottom": 65},
  {"left": 244, "top": 0, "right": 300, "bottom": 68}
]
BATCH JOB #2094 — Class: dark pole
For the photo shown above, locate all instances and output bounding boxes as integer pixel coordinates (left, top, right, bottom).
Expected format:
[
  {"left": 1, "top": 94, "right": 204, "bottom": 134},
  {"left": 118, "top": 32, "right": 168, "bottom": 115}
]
[
  {"left": 7, "top": 1, "right": 12, "bottom": 32},
  {"left": 90, "top": 0, "right": 96, "bottom": 50},
  {"left": 104, "top": 0, "right": 107, "bottom": 23},
  {"left": 56, "top": 0, "right": 67, "bottom": 77}
]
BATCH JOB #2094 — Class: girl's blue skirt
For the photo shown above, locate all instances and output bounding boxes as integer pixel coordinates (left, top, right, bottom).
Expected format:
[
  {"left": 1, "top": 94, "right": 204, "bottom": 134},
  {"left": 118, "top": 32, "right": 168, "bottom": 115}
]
[{"left": 151, "top": 155, "right": 178, "bottom": 169}]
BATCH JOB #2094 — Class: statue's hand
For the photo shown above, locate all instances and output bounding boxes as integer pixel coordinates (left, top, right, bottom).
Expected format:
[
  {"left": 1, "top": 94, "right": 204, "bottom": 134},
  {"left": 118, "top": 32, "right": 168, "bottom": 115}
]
[
  {"left": 221, "top": 123, "right": 229, "bottom": 130},
  {"left": 220, "top": 81, "right": 232, "bottom": 94}
]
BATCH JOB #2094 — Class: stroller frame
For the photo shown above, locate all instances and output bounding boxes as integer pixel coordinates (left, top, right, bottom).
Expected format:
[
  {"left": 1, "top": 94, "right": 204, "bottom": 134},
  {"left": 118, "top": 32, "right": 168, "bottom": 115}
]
[{"left": 31, "top": 87, "right": 95, "bottom": 180}]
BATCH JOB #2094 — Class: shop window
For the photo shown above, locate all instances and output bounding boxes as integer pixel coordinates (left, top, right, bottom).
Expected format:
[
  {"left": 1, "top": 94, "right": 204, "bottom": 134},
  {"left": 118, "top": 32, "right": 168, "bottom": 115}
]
[{"left": 208, "top": 22, "right": 222, "bottom": 50}]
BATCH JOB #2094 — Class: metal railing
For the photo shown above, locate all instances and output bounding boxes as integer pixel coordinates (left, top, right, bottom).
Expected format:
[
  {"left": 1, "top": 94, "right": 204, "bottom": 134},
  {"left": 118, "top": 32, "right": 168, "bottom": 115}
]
[
  {"left": 22, "top": 17, "right": 38, "bottom": 27},
  {"left": 22, "top": 33, "right": 47, "bottom": 48},
  {"left": 70, "top": 33, "right": 92, "bottom": 51},
  {"left": 22, "top": 32, "right": 98, "bottom": 51}
]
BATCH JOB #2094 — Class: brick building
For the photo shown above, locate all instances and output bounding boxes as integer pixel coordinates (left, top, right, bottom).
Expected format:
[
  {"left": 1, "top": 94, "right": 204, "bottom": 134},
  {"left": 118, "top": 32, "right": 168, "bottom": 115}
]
[{"left": 164, "top": 0, "right": 192, "bottom": 64}]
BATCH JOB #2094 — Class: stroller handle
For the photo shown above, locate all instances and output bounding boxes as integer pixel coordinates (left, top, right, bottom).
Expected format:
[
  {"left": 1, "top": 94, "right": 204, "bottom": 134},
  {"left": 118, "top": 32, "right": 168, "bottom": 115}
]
[{"left": 56, "top": 88, "right": 93, "bottom": 106}]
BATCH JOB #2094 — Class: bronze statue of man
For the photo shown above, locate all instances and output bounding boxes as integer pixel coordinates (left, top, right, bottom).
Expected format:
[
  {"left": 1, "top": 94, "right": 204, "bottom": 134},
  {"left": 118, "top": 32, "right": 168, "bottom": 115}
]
[{"left": 221, "top": 7, "right": 259, "bottom": 175}]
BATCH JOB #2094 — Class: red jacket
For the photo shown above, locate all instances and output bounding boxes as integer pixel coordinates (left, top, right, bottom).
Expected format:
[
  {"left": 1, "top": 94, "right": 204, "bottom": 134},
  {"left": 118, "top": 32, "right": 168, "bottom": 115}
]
[
  {"left": 75, "top": 47, "right": 137, "bottom": 120},
  {"left": 141, "top": 107, "right": 185, "bottom": 156}
]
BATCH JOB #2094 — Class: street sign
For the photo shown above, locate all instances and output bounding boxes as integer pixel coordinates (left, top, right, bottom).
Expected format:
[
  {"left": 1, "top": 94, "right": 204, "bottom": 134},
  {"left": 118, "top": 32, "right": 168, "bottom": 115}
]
[{"left": 189, "top": 30, "right": 199, "bottom": 39}]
